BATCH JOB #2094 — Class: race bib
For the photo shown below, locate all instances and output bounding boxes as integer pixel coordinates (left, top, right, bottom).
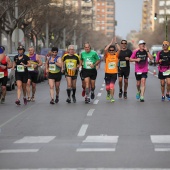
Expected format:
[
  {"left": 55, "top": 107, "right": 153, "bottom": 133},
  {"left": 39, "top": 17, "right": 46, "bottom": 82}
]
[
  {"left": 67, "top": 62, "right": 75, "bottom": 69},
  {"left": 108, "top": 62, "right": 116, "bottom": 69},
  {"left": 137, "top": 72, "right": 142, "bottom": 75},
  {"left": 120, "top": 61, "right": 126, "bottom": 67},
  {"left": 0, "top": 72, "right": 4, "bottom": 78},
  {"left": 49, "top": 64, "right": 56, "bottom": 71},
  {"left": 163, "top": 70, "right": 170, "bottom": 76},
  {"left": 28, "top": 64, "right": 34, "bottom": 71},
  {"left": 17, "top": 65, "right": 25, "bottom": 72},
  {"left": 86, "top": 61, "right": 93, "bottom": 69}
]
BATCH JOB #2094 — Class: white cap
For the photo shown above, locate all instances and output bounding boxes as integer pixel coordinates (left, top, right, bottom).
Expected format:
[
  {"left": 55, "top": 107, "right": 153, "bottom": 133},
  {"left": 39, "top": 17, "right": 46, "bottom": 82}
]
[{"left": 138, "top": 40, "right": 145, "bottom": 45}]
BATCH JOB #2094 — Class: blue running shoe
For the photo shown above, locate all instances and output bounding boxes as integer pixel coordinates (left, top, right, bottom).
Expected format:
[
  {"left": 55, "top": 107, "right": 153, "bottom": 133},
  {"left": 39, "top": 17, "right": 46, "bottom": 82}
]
[
  {"left": 136, "top": 92, "right": 140, "bottom": 100},
  {"left": 166, "top": 94, "right": 170, "bottom": 101},
  {"left": 162, "top": 96, "right": 165, "bottom": 101}
]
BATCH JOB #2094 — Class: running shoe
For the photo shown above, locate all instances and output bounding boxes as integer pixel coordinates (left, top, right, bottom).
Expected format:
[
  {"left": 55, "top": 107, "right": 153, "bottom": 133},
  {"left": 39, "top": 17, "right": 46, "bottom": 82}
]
[
  {"left": 85, "top": 97, "right": 90, "bottom": 104},
  {"left": 119, "top": 90, "right": 123, "bottom": 98},
  {"left": 15, "top": 99, "right": 21, "bottom": 105},
  {"left": 82, "top": 89, "right": 85, "bottom": 97},
  {"left": 91, "top": 92, "right": 95, "bottom": 99},
  {"left": 27, "top": 97, "right": 31, "bottom": 102},
  {"left": 72, "top": 95, "right": 76, "bottom": 103},
  {"left": 161, "top": 96, "right": 165, "bottom": 101},
  {"left": 106, "top": 94, "right": 110, "bottom": 100},
  {"left": 66, "top": 97, "right": 71, "bottom": 103},
  {"left": 50, "top": 99, "right": 55, "bottom": 104},
  {"left": 23, "top": 97, "right": 27, "bottom": 105},
  {"left": 140, "top": 96, "right": 144, "bottom": 102},
  {"left": 1, "top": 97, "right": 5, "bottom": 104},
  {"left": 31, "top": 96, "right": 35, "bottom": 102},
  {"left": 55, "top": 96, "right": 59, "bottom": 103},
  {"left": 136, "top": 91, "right": 140, "bottom": 100},
  {"left": 124, "top": 92, "right": 127, "bottom": 99},
  {"left": 110, "top": 97, "right": 115, "bottom": 102},
  {"left": 166, "top": 94, "right": 170, "bottom": 101}
]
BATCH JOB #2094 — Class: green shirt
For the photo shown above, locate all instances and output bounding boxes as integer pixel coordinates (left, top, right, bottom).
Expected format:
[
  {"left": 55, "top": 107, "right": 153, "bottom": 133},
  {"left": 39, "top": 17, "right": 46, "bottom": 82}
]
[{"left": 81, "top": 50, "right": 100, "bottom": 69}]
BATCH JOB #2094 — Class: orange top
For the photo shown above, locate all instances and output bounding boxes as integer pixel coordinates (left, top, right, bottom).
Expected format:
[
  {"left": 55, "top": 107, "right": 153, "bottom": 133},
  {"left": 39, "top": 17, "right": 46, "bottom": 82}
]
[{"left": 105, "top": 52, "right": 119, "bottom": 74}]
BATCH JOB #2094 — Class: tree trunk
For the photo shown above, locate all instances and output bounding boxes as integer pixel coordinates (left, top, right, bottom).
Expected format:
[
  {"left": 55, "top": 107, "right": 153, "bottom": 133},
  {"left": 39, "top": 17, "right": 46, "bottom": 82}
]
[{"left": 7, "top": 32, "right": 12, "bottom": 53}]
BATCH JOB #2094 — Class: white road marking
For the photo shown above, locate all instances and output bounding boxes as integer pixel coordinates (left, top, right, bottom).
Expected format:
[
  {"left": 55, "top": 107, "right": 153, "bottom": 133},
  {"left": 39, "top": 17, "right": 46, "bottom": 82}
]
[
  {"left": 14, "top": 136, "right": 56, "bottom": 143},
  {"left": 83, "top": 136, "right": 119, "bottom": 143},
  {"left": 0, "top": 149, "right": 39, "bottom": 153},
  {"left": 97, "top": 93, "right": 102, "bottom": 97},
  {"left": 93, "top": 100, "right": 99, "bottom": 104},
  {"left": 100, "top": 88, "right": 104, "bottom": 90},
  {"left": 77, "top": 124, "right": 88, "bottom": 137},
  {"left": 102, "top": 84, "right": 105, "bottom": 87},
  {"left": 155, "top": 148, "right": 170, "bottom": 152},
  {"left": 151, "top": 135, "right": 170, "bottom": 143},
  {"left": 0, "top": 169, "right": 170, "bottom": 170},
  {"left": 76, "top": 148, "right": 116, "bottom": 152},
  {"left": 87, "top": 109, "right": 95, "bottom": 116}
]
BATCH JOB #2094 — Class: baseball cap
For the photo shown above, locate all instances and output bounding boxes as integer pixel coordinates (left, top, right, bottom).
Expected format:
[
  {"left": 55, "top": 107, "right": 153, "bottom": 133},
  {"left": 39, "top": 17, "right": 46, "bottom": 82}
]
[
  {"left": 162, "top": 41, "right": 170, "bottom": 46},
  {"left": 17, "top": 45, "right": 25, "bottom": 51},
  {"left": 0, "top": 46, "right": 5, "bottom": 54},
  {"left": 138, "top": 40, "right": 146, "bottom": 45}
]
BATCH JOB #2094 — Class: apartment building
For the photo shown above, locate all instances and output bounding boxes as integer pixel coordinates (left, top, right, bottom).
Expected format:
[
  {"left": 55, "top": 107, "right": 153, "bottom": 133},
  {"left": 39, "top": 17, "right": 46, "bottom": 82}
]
[{"left": 95, "top": 0, "right": 115, "bottom": 37}]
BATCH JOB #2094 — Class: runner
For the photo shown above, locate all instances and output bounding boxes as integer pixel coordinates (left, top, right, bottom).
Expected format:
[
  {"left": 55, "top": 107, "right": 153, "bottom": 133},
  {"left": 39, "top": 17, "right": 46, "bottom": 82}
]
[
  {"left": 0, "top": 46, "right": 12, "bottom": 103},
  {"left": 0, "top": 46, "right": 5, "bottom": 62},
  {"left": 103, "top": 38, "right": 120, "bottom": 102},
  {"left": 46, "top": 47, "right": 62, "bottom": 104},
  {"left": 62, "top": 45, "right": 80, "bottom": 103},
  {"left": 118, "top": 40, "right": 132, "bottom": 99},
  {"left": 80, "top": 42, "right": 100, "bottom": 103},
  {"left": 156, "top": 41, "right": 170, "bottom": 101},
  {"left": 130, "top": 40, "right": 153, "bottom": 102},
  {"left": 26, "top": 46, "right": 42, "bottom": 102},
  {"left": 12, "top": 45, "right": 31, "bottom": 105}
]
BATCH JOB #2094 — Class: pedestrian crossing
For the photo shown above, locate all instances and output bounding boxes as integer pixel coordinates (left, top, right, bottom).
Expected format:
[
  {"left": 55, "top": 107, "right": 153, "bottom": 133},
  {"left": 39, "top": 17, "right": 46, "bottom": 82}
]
[{"left": 1, "top": 135, "right": 170, "bottom": 153}]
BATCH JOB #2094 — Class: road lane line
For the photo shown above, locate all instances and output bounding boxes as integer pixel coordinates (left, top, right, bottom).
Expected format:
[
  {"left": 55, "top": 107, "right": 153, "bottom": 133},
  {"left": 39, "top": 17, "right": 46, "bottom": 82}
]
[
  {"left": 97, "top": 93, "right": 102, "bottom": 97},
  {"left": 0, "top": 149, "right": 39, "bottom": 153},
  {"left": 100, "top": 88, "right": 104, "bottom": 90},
  {"left": 83, "top": 136, "right": 119, "bottom": 143},
  {"left": 155, "top": 148, "right": 170, "bottom": 151},
  {"left": 14, "top": 136, "right": 56, "bottom": 143},
  {"left": 76, "top": 148, "right": 116, "bottom": 152},
  {"left": 151, "top": 135, "right": 170, "bottom": 143},
  {"left": 87, "top": 109, "right": 95, "bottom": 116},
  {"left": 93, "top": 100, "right": 99, "bottom": 104},
  {"left": 102, "top": 84, "right": 105, "bottom": 87},
  {"left": 77, "top": 124, "right": 88, "bottom": 137}
]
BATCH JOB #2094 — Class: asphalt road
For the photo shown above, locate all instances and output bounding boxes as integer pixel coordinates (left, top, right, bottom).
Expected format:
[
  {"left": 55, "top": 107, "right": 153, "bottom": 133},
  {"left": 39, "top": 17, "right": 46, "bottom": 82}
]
[{"left": 0, "top": 62, "right": 170, "bottom": 170}]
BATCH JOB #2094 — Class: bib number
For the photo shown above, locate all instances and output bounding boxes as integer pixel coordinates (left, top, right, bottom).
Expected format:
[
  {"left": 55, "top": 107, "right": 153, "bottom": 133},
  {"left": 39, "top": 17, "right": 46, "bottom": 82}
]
[
  {"left": 0, "top": 72, "right": 4, "bottom": 78},
  {"left": 86, "top": 61, "right": 93, "bottom": 69},
  {"left": 108, "top": 62, "right": 116, "bottom": 69},
  {"left": 67, "top": 62, "right": 75, "bottom": 69},
  {"left": 120, "top": 61, "right": 126, "bottom": 67},
  {"left": 163, "top": 70, "right": 170, "bottom": 76},
  {"left": 49, "top": 64, "right": 56, "bottom": 71},
  {"left": 28, "top": 64, "right": 34, "bottom": 71},
  {"left": 17, "top": 65, "right": 25, "bottom": 72}
]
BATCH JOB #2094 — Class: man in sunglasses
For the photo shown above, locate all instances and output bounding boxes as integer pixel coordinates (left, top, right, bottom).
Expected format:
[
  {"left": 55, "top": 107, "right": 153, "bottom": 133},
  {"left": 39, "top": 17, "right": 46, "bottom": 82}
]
[
  {"left": 103, "top": 38, "right": 120, "bottom": 102},
  {"left": 118, "top": 40, "right": 132, "bottom": 99},
  {"left": 130, "top": 40, "right": 153, "bottom": 102},
  {"left": 156, "top": 41, "right": 170, "bottom": 101}
]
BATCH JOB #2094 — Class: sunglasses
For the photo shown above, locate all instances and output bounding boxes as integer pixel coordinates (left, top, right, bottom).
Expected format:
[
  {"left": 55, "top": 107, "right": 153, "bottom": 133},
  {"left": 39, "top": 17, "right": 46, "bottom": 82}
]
[
  {"left": 109, "top": 50, "right": 114, "bottom": 52},
  {"left": 52, "top": 51, "right": 58, "bottom": 53},
  {"left": 121, "top": 43, "right": 127, "bottom": 44},
  {"left": 163, "top": 44, "right": 169, "bottom": 46}
]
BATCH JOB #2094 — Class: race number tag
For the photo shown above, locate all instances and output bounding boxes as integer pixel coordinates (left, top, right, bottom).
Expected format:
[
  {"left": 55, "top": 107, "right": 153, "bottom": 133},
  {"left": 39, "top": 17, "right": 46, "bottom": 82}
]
[
  {"left": 49, "top": 64, "right": 56, "bottom": 71},
  {"left": 86, "top": 61, "right": 93, "bottom": 69},
  {"left": 120, "top": 61, "right": 126, "bottom": 67},
  {"left": 163, "top": 70, "right": 170, "bottom": 76},
  {"left": 108, "top": 62, "right": 116, "bottom": 69},
  {"left": 17, "top": 65, "right": 24, "bottom": 72},
  {"left": 137, "top": 72, "right": 142, "bottom": 75},
  {"left": 28, "top": 64, "right": 34, "bottom": 71},
  {"left": 67, "top": 62, "right": 75, "bottom": 69},
  {"left": 0, "top": 72, "right": 4, "bottom": 78}
]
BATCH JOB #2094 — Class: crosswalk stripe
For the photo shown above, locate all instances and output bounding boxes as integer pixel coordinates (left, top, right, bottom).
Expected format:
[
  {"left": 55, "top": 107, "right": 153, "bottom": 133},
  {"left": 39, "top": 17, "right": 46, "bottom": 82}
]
[
  {"left": 83, "top": 136, "right": 119, "bottom": 143},
  {"left": 76, "top": 148, "right": 116, "bottom": 152},
  {"left": 77, "top": 124, "right": 88, "bottom": 137},
  {"left": 0, "top": 149, "right": 39, "bottom": 153},
  {"left": 87, "top": 109, "right": 95, "bottom": 116}
]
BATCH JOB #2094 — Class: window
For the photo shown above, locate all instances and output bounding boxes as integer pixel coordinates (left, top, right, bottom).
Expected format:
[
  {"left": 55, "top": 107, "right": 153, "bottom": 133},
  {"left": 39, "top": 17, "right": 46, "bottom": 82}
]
[
  {"left": 159, "top": 1, "right": 165, "bottom": 6},
  {"left": 102, "top": 9, "right": 105, "bottom": 12},
  {"left": 166, "top": 9, "right": 170, "bottom": 14},
  {"left": 159, "top": 9, "right": 165, "bottom": 14},
  {"left": 107, "top": 26, "right": 113, "bottom": 30},
  {"left": 107, "top": 14, "right": 113, "bottom": 17},
  {"left": 159, "top": 17, "right": 165, "bottom": 23},
  {"left": 166, "top": 0, "right": 170, "bottom": 5},
  {"left": 101, "top": 27, "right": 105, "bottom": 30}
]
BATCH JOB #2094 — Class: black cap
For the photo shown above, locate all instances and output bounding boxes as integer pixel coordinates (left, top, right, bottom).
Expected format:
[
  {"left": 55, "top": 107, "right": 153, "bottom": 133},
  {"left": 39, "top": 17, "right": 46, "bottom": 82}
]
[
  {"left": 51, "top": 47, "right": 58, "bottom": 52},
  {"left": 17, "top": 45, "right": 25, "bottom": 51}
]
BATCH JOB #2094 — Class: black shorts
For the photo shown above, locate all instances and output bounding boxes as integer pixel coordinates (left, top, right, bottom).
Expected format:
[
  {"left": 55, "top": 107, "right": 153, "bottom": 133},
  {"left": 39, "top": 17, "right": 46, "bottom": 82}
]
[
  {"left": 158, "top": 71, "right": 170, "bottom": 80},
  {"left": 48, "top": 72, "right": 62, "bottom": 82},
  {"left": 118, "top": 67, "right": 130, "bottom": 79},
  {"left": 135, "top": 72, "right": 147, "bottom": 81},
  {"left": 104, "top": 73, "right": 117, "bottom": 84},
  {"left": 0, "top": 76, "right": 8, "bottom": 86},
  {"left": 65, "top": 75, "right": 77, "bottom": 80},
  {"left": 15, "top": 72, "right": 28, "bottom": 83},
  {"left": 82, "top": 69, "right": 97, "bottom": 80},
  {"left": 28, "top": 71, "right": 38, "bottom": 83}
]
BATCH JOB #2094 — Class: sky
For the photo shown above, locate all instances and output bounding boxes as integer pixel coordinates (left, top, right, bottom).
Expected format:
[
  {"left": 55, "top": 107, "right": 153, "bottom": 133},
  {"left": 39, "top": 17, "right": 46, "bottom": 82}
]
[{"left": 114, "top": 0, "right": 143, "bottom": 39}]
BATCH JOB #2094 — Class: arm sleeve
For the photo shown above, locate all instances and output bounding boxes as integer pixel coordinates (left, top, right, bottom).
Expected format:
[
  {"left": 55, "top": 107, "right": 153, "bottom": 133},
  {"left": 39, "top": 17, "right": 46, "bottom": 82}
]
[
  {"left": 156, "top": 51, "right": 161, "bottom": 62},
  {"left": 130, "top": 50, "right": 137, "bottom": 59}
]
